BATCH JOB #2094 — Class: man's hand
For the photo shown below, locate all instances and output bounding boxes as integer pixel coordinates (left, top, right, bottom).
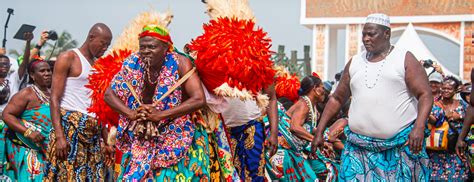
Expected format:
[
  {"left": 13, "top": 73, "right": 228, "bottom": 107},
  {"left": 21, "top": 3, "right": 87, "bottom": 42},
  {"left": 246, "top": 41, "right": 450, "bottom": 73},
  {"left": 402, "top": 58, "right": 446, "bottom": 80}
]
[
  {"left": 408, "top": 126, "right": 424, "bottom": 154},
  {"left": 0, "top": 48, "right": 5, "bottom": 55},
  {"left": 24, "top": 32, "right": 34, "bottom": 42},
  {"left": 38, "top": 31, "right": 49, "bottom": 46},
  {"left": 455, "top": 139, "right": 467, "bottom": 160},
  {"left": 126, "top": 107, "right": 149, "bottom": 122},
  {"left": 140, "top": 104, "right": 165, "bottom": 123},
  {"left": 267, "top": 132, "right": 278, "bottom": 157},
  {"left": 433, "top": 63, "right": 444, "bottom": 75},
  {"left": 27, "top": 131, "right": 45, "bottom": 143},
  {"left": 311, "top": 132, "right": 324, "bottom": 154},
  {"left": 55, "top": 136, "right": 70, "bottom": 160}
]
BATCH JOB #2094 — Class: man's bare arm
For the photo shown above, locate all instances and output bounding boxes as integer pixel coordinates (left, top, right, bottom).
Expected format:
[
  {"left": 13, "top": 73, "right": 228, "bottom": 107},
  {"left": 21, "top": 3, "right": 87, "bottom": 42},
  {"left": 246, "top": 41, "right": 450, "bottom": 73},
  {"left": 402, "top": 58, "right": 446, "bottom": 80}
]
[
  {"left": 405, "top": 51, "right": 433, "bottom": 154},
  {"left": 315, "top": 59, "right": 352, "bottom": 136},
  {"left": 311, "top": 59, "right": 352, "bottom": 153},
  {"left": 50, "top": 51, "right": 73, "bottom": 138},
  {"left": 263, "top": 83, "right": 278, "bottom": 131},
  {"left": 405, "top": 51, "right": 433, "bottom": 129}
]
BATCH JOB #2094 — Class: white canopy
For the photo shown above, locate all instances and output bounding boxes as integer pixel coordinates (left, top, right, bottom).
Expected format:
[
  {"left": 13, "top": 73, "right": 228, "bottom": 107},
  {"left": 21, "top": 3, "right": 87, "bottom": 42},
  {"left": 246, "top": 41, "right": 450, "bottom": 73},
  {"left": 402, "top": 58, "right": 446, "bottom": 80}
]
[{"left": 395, "top": 23, "right": 455, "bottom": 77}]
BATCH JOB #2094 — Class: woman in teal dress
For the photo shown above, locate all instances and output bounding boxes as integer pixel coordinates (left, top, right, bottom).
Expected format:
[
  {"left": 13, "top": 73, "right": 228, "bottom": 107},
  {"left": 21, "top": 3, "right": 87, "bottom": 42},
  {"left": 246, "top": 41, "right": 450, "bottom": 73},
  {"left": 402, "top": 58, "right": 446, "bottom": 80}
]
[
  {"left": 1, "top": 59, "right": 52, "bottom": 181},
  {"left": 264, "top": 75, "right": 339, "bottom": 181}
]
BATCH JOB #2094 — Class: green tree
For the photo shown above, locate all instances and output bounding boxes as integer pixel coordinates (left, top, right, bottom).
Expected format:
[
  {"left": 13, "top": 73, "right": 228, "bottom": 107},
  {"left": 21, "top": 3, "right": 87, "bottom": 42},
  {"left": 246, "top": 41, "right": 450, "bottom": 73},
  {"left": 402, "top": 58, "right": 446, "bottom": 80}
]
[{"left": 43, "top": 31, "right": 78, "bottom": 60}]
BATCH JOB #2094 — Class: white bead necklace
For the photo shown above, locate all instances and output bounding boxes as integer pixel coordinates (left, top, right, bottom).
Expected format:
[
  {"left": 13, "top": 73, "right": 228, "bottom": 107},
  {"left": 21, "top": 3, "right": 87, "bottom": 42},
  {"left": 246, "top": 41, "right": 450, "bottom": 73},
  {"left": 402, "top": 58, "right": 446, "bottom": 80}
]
[
  {"left": 302, "top": 96, "right": 316, "bottom": 128},
  {"left": 364, "top": 45, "right": 393, "bottom": 89}
]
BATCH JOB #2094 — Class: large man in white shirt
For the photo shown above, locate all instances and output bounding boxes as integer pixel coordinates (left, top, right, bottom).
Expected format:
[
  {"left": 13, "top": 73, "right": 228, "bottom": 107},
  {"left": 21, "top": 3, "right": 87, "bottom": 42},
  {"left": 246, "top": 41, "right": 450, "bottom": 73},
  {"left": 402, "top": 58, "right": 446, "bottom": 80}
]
[{"left": 312, "top": 13, "right": 433, "bottom": 181}]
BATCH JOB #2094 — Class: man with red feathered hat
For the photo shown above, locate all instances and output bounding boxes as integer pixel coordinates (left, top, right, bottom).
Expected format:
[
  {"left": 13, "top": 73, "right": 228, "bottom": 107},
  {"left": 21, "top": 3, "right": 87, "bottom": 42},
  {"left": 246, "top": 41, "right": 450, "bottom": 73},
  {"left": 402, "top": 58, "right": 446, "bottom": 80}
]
[{"left": 103, "top": 24, "right": 210, "bottom": 181}]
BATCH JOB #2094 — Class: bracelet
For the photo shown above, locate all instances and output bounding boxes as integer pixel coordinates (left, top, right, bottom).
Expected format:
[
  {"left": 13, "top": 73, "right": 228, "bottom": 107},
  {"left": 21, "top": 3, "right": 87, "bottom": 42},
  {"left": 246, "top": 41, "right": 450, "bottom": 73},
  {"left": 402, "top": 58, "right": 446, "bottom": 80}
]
[
  {"left": 23, "top": 128, "right": 34, "bottom": 138},
  {"left": 35, "top": 44, "right": 43, "bottom": 50}
]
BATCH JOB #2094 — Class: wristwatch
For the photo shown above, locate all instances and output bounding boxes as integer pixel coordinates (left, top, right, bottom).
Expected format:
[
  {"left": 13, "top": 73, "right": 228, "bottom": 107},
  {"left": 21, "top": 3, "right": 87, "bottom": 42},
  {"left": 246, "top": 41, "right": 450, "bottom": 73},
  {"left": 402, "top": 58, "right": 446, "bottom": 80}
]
[{"left": 35, "top": 44, "right": 43, "bottom": 50}]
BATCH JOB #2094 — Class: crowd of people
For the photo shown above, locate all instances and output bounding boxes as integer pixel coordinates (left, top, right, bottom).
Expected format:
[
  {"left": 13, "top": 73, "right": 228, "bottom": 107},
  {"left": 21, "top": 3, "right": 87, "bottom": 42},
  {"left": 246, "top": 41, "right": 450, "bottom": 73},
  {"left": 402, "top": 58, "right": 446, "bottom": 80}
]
[{"left": 0, "top": 12, "right": 472, "bottom": 182}]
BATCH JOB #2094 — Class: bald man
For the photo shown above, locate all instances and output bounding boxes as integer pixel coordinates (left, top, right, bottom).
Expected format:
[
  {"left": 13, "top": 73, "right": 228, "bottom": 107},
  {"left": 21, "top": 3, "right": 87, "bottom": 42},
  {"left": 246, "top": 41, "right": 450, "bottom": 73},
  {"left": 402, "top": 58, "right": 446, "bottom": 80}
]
[{"left": 45, "top": 23, "right": 112, "bottom": 181}]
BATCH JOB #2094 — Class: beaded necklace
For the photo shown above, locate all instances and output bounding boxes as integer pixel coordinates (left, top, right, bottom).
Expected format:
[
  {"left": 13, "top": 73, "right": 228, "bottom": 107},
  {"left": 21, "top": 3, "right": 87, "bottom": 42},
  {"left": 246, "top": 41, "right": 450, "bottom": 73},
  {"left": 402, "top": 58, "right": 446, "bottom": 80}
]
[
  {"left": 142, "top": 57, "right": 159, "bottom": 85},
  {"left": 302, "top": 95, "right": 316, "bottom": 128},
  {"left": 31, "top": 85, "right": 50, "bottom": 104},
  {"left": 364, "top": 45, "right": 393, "bottom": 89}
]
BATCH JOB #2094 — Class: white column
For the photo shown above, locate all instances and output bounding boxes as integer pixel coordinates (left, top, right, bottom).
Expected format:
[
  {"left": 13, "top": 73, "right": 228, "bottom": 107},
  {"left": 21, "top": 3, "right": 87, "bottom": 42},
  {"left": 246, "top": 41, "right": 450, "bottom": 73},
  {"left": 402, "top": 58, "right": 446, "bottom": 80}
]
[
  {"left": 311, "top": 25, "right": 317, "bottom": 73},
  {"left": 324, "top": 24, "right": 330, "bottom": 80},
  {"left": 345, "top": 24, "right": 350, "bottom": 64}
]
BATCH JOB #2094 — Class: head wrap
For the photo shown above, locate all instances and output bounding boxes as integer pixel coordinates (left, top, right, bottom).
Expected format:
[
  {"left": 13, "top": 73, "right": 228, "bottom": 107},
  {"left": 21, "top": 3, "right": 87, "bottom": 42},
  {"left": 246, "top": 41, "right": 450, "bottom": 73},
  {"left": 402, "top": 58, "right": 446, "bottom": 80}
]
[
  {"left": 366, "top": 13, "right": 390, "bottom": 28},
  {"left": 28, "top": 55, "right": 46, "bottom": 72},
  {"left": 138, "top": 24, "right": 174, "bottom": 52},
  {"left": 312, "top": 72, "right": 320, "bottom": 79}
]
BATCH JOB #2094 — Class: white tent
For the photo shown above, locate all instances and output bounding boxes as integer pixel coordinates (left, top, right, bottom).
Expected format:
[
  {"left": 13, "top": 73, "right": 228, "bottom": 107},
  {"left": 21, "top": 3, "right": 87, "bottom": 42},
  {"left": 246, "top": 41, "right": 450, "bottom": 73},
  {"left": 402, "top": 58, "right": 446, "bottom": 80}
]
[{"left": 395, "top": 23, "right": 455, "bottom": 77}]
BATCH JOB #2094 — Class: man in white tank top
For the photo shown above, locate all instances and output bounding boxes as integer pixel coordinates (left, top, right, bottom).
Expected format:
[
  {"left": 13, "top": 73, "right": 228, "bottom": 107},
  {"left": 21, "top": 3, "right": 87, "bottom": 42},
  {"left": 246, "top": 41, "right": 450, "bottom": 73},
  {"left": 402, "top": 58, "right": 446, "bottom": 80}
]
[
  {"left": 45, "top": 23, "right": 112, "bottom": 181},
  {"left": 312, "top": 14, "right": 433, "bottom": 181}
]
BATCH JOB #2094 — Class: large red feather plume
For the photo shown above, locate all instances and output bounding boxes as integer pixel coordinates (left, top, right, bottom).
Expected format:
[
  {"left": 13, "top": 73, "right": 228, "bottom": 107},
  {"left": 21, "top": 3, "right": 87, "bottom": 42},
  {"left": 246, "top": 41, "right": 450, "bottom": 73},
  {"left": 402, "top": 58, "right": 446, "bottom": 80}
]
[
  {"left": 189, "top": 17, "right": 275, "bottom": 96},
  {"left": 86, "top": 49, "right": 132, "bottom": 126},
  {"left": 275, "top": 73, "right": 300, "bottom": 102}
]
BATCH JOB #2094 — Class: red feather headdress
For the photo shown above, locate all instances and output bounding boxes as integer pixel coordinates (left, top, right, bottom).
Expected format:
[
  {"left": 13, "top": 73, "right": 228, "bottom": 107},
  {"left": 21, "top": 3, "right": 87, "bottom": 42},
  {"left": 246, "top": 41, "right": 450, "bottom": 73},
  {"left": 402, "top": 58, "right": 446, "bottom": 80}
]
[
  {"left": 86, "top": 49, "right": 132, "bottom": 126},
  {"left": 189, "top": 17, "right": 275, "bottom": 106}
]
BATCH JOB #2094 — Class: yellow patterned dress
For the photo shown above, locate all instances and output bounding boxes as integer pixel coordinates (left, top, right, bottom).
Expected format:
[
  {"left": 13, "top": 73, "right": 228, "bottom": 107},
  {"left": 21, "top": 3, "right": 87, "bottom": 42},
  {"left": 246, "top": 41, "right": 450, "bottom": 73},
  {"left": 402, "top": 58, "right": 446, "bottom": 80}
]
[{"left": 44, "top": 109, "right": 104, "bottom": 181}]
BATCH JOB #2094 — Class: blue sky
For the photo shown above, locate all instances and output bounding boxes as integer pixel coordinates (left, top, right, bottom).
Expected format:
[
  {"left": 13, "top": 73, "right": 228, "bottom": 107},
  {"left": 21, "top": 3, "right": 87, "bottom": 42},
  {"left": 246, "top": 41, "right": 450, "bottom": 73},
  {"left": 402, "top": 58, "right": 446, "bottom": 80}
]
[
  {"left": 2, "top": 0, "right": 459, "bottom": 75},
  {"left": 2, "top": 0, "right": 311, "bottom": 56}
]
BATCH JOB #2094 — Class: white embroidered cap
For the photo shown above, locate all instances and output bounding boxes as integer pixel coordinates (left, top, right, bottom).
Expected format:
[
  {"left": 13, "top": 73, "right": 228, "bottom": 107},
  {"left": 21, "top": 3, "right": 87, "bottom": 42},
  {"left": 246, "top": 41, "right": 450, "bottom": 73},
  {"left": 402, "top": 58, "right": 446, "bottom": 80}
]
[{"left": 365, "top": 13, "right": 390, "bottom": 28}]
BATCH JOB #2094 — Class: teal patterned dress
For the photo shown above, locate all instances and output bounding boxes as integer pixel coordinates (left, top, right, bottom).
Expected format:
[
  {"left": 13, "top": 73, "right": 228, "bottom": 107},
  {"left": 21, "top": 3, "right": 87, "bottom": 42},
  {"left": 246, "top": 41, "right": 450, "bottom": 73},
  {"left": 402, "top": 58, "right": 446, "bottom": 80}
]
[
  {"left": 264, "top": 101, "right": 338, "bottom": 181},
  {"left": 4, "top": 86, "right": 52, "bottom": 181}
]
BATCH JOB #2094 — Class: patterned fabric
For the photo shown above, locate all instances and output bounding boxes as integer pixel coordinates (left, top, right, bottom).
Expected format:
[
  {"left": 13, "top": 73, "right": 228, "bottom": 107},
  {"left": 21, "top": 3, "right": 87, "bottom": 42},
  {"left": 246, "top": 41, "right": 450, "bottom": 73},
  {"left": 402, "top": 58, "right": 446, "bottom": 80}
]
[
  {"left": 208, "top": 134, "right": 221, "bottom": 181},
  {"left": 428, "top": 100, "right": 471, "bottom": 181},
  {"left": 117, "top": 124, "right": 210, "bottom": 182},
  {"left": 0, "top": 120, "right": 14, "bottom": 181},
  {"left": 207, "top": 115, "right": 240, "bottom": 182},
  {"left": 111, "top": 52, "right": 202, "bottom": 180},
  {"left": 228, "top": 120, "right": 265, "bottom": 182},
  {"left": 3, "top": 102, "right": 51, "bottom": 181},
  {"left": 340, "top": 124, "right": 430, "bottom": 181},
  {"left": 263, "top": 102, "right": 337, "bottom": 182},
  {"left": 44, "top": 109, "right": 104, "bottom": 182},
  {"left": 468, "top": 125, "right": 474, "bottom": 173},
  {"left": 430, "top": 103, "right": 445, "bottom": 128},
  {"left": 429, "top": 151, "right": 470, "bottom": 180}
]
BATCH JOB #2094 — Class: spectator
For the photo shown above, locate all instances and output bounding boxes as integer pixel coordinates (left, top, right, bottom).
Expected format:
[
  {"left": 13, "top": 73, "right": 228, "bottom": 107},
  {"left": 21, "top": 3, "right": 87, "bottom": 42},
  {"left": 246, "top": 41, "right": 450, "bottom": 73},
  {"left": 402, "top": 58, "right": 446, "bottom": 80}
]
[
  {"left": 1, "top": 58, "right": 52, "bottom": 181},
  {"left": 0, "top": 32, "right": 35, "bottom": 179},
  {"left": 460, "top": 83, "right": 472, "bottom": 104},
  {"left": 429, "top": 76, "right": 471, "bottom": 181},
  {"left": 0, "top": 33, "right": 33, "bottom": 114},
  {"left": 331, "top": 70, "right": 342, "bottom": 93},
  {"left": 429, "top": 71, "right": 443, "bottom": 101},
  {"left": 265, "top": 75, "right": 337, "bottom": 181}
]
